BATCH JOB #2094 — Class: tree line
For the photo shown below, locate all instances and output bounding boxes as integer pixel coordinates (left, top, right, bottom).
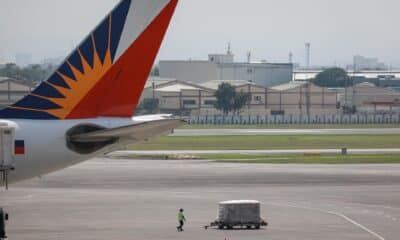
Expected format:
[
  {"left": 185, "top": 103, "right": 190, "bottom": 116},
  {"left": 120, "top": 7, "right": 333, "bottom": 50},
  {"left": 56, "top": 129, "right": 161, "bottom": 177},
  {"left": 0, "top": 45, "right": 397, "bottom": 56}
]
[
  {"left": 312, "top": 67, "right": 353, "bottom": 88},
  {"left": 0, "top": 63, "right": 54, "bottom": 82}
]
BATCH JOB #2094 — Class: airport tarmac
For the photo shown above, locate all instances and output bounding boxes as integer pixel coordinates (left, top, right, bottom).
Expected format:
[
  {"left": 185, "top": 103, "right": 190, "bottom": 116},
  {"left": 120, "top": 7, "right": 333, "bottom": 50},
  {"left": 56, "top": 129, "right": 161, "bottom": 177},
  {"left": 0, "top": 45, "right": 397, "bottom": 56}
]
[
  {"left": 172, "top": 128, "right": 400, "bottom": 136},
  {"left": 2, "top": 159, "right": 400, "bottom": 240}
]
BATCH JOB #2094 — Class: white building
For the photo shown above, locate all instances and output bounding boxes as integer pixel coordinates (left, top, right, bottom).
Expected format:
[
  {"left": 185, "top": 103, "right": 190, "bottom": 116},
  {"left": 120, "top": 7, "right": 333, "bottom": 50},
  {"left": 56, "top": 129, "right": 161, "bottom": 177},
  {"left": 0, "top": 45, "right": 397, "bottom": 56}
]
[
  {"left": 41, "top": 57, "right": 64, "bottom": 68},
  {"left": 159, "top": 52, "right": 293, "bottom": 87},
  {"left": 353, "top": 55, "right": 387, "bottom": 71},
  {"left": 15, "top": 53, "right": 32, "bottom": 67}
]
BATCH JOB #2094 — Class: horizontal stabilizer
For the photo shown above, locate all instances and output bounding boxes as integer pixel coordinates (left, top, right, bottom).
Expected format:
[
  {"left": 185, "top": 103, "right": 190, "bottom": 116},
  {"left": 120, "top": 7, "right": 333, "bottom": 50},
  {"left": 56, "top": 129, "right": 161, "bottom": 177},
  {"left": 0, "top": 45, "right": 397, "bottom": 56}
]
[{"left": 70, "top": 118, "right": 185, "bottom": 143}]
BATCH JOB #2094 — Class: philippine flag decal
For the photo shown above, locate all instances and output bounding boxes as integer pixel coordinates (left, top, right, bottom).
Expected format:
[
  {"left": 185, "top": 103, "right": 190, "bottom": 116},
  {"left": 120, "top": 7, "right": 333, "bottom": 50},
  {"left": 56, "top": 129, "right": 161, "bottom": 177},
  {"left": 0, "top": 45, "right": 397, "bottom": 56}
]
[{"left": 15, "top": 140, "right": 25, "bottom": 155}]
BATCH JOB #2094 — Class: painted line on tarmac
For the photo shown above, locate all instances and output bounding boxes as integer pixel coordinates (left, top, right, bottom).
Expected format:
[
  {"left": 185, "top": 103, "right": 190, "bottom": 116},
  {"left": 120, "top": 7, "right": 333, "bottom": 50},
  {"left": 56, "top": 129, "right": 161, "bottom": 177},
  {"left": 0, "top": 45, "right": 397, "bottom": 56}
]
[
  {"left": 334, "top": 212, "right": 385, "bottom": 240},
  {"left": 267, "top": 202, "right": 385, "bottom": 240}
]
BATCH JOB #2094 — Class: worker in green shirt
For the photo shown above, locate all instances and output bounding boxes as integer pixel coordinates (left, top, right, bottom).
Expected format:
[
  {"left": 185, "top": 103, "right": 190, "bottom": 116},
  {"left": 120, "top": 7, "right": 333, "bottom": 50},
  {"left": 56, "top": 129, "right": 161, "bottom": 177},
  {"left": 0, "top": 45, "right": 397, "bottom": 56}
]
[{"left": 177, "top": 208, "right": 186, "bottom": 232}]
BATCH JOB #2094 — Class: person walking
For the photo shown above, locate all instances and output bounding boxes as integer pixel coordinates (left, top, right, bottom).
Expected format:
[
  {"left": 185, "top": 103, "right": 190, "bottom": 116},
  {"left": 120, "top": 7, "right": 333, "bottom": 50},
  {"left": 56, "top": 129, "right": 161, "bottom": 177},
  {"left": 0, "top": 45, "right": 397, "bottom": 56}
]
[{"left": 177, "top": 208, "right": 186, "bottom": 232}]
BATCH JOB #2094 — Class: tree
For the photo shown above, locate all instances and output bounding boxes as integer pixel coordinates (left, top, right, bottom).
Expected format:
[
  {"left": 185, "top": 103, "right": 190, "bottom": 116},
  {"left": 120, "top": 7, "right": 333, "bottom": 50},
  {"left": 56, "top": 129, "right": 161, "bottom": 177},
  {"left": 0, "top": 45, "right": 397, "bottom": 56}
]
[
  {"left": 214, "top": 83, "right": 236, "bottom": 115},
  {"left": 137, "top": 98, "right": 159, "bottom": 115},
  {"left": 0, "top": 63, "right": 20, "bottom": 78},
  {"left": 150, "top": 65, "right": 160, "bottom": 76},
  {"left": 312, "top": 67, "right": 352, "bottom": 88},
  {"left": 20, "top": 64, "right": 49, "bottom": 82},
  {"left": 214, "top": 83, "right": 251, "bottom": 115},
  {"left": 233, "top": 91, "right": 251, "bottom": 114}
]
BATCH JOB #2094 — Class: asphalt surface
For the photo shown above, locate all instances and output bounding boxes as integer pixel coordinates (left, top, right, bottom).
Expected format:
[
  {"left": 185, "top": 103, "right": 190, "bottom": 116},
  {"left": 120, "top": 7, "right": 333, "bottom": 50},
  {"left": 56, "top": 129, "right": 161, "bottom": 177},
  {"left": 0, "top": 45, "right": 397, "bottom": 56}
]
[
  {"left": 172, "top": 128, "right": 400, "bottom": 136},
  {"left": 1, "top": 159, "right": 400, "bottom": 240}
]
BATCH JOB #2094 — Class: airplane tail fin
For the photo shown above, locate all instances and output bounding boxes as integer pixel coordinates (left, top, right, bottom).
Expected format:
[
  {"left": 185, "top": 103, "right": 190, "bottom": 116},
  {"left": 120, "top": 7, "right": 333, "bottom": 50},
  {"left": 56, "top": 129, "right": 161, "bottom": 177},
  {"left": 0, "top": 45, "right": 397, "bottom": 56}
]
[{"left": 0, "top": 0, "right": 178, "bottom": 119}]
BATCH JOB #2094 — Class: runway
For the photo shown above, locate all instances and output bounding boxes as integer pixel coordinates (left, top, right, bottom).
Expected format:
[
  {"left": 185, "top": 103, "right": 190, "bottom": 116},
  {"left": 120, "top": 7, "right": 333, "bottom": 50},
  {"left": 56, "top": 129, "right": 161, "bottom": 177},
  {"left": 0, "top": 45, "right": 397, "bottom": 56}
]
[
  {"left": 172, "top": 128, "right": 400, "bottom": 136},
  {"left": 2, "top": 159, "right": 400, "bottom": 240}
]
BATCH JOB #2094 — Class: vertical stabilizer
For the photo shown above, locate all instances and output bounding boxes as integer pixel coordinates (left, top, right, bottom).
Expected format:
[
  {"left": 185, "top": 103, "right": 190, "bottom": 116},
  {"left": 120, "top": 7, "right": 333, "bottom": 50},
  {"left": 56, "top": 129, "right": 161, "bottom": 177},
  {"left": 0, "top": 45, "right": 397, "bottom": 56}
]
[{"left": 0, "top": 0, "right": 179, "bottom": 119}]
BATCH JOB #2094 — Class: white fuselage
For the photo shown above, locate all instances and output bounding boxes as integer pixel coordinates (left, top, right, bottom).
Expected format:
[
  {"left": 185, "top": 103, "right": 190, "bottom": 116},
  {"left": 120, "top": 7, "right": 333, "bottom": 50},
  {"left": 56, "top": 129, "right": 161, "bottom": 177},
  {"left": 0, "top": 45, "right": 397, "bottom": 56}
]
[{"left": 1, "top": 115, "right": 167, "bottom": 184}]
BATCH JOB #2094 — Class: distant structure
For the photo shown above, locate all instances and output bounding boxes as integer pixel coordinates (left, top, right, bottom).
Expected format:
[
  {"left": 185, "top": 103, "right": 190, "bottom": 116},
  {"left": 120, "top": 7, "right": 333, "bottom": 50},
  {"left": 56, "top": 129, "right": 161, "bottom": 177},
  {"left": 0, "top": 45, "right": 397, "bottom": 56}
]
[
  {"left": 289, "top": 52, "right": 293, "bottom": 64},
  {"left": 15, "top": 53, "right": 32, "bottom": 67},
  {"left": 305, "top": 43, "right": 310, "bottom": 69},
  {"left": 227, "top": 42, "right": 232, "bottom": 55},
  {"left": 159, "top": 48, "right": 293, "bottom": 87},
  {"left": 0, "top": 77, "right": 35, "bottom": 108},
  {"left": 41, "top": 57, "right": 63, "bottom": 68},
  {"left": 247, "top": 51, "right": 252, "bottom": 63},
  {"left": 0, "top": 50, "right": 6, "bottom": 67},
  {"left": 353, "top": 55, "right": 387, "bottom": 71}
]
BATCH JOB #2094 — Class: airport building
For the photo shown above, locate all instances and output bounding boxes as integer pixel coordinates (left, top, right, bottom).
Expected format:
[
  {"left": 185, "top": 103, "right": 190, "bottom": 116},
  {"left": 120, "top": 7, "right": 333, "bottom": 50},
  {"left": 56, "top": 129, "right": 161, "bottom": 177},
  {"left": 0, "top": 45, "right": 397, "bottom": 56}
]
[
  {"left": 342, "top": 82, "right": 400, "bottom": 114},
  {"left": 353, "top": 55, "right": 387, "bottom": 71},
  {"left": 140, "top": 77, "right": 400, "bottom": 124},
  {"left": 0, "top": 77, "right": 35, "bottom": 108},
  {"left": 15, "top": 53, "right": 32, "bottom": 68},
  {"left": 293, "top": 70, "right": 400, "bottom": 81},
  {"left": 159, "top": 51, "right": 293, "bottom": 87},
  {"left": 140, "top": 78, "right": 340, "bottom": 117}
]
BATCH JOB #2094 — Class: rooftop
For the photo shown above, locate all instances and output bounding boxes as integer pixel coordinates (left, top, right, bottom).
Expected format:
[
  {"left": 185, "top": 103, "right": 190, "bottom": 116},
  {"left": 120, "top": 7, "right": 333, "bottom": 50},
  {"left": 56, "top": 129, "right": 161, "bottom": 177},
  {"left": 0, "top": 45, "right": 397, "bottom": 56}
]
[
  {"left": 156, "top": 82, "right": 202, "bottom": 92},
  {"left": 270, "top": 81, "right": 307, "bottom": 91},
  {"left": 200, "top": 80, "right": 251, "bottom": 90},
  {"left": 144, "top": 77, "right": 176, "bottom": 88},
  {"left": 0, "top": 77, "right": 36, "bottom": 91},
  {"left": 354, "top": 82, "right": 376, "bottom": 87}
]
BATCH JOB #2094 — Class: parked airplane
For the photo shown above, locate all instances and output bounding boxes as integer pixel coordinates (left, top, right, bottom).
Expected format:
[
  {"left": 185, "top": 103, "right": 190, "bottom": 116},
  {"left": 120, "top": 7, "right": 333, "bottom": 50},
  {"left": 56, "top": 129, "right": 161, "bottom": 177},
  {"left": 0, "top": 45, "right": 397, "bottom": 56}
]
[{"left": 0, "top": 0, "right": 182, "bottom": 186}]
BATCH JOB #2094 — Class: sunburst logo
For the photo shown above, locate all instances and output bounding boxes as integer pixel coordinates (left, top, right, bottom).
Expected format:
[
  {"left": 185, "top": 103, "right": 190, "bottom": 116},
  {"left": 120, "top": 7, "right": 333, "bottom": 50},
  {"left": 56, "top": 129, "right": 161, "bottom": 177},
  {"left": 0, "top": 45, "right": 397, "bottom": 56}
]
[
  {"left": 9, "top": 11, "right": 123, "bottom": 119},
  {"left": 43, "top": 33, "right": 113, "bottom": 119},
  {"left": 0, "top": 0, "right": 178, "bottom": 120},
  {"left": 3, "top": 0, "right": 132, "bottom": 119}
]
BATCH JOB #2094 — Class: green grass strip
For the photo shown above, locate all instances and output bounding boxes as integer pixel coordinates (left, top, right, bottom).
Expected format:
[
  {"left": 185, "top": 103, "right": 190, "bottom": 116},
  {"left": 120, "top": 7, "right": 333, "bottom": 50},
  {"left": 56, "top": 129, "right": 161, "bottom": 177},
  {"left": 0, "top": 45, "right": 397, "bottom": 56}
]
[
  {"left": 130, "top": 134, "right": 400, "bottom": 150},
  {"left": 201, "top": 153, "right": 400, "bottom": 164}
]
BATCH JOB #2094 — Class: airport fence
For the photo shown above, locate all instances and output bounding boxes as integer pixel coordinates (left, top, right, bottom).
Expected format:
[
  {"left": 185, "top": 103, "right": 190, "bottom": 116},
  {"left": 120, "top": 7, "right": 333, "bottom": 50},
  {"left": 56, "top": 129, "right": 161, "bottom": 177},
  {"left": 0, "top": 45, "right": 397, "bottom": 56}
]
[{"left": 188, "top": 114, "right": 400, "bottom": 125}]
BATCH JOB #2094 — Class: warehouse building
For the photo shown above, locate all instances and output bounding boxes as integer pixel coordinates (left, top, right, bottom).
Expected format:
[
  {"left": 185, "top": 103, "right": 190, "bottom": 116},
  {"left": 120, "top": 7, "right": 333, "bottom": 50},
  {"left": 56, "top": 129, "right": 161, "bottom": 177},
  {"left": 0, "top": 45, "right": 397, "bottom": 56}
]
[
  {"left": 159, "top": 51, "right": 293, "bottom": 87},
  {"left": 342, "top": 82, "right": 400, "bottom": 114},
  {"left": 140, "top": 79, "right": 339, "bottom": 117},
  {"left": 0, "top": 77, "right": 35, "bottom": 108}
]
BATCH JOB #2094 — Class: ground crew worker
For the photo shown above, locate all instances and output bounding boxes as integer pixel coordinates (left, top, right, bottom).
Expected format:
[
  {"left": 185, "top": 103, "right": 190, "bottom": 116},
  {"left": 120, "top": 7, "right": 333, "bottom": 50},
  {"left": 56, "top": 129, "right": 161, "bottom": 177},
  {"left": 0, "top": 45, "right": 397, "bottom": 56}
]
[{"left": 177, "top": 208, "right": 186, "bottom": 232}]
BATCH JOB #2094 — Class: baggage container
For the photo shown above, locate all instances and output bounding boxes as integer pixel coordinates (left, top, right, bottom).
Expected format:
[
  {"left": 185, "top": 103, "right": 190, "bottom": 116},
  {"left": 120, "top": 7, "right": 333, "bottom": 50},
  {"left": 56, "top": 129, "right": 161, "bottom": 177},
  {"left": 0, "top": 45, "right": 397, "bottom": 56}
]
[{"left": 205, "top": 200, "right": 268, "bottom": 230}]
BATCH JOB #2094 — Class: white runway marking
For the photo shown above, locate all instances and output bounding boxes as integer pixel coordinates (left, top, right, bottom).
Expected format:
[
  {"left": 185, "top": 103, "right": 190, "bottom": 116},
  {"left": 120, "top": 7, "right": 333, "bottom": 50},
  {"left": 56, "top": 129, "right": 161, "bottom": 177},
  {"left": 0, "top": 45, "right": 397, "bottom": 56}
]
[
  {"left": 335, "top": 212, "right": 385, "bottom": 240},
  {"left": 267, "top": 202, "right": 385, "bottom": 240}
]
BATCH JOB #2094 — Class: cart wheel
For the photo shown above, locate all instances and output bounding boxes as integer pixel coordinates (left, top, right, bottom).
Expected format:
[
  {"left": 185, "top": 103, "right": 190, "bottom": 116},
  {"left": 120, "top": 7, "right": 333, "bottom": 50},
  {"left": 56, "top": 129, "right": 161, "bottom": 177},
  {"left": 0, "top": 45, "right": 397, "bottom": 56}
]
[
  {"left": 227, "top": 225, "right": 233, "bottom": 229},
  {"left": 255, "top": 224, "right": 260, "bottom": 229},
  {"left": 246, "top": 225, "right": 251, "bottom": 229},
  {"left": 218, "top": 225, "right": 224, "bottom": 230}
]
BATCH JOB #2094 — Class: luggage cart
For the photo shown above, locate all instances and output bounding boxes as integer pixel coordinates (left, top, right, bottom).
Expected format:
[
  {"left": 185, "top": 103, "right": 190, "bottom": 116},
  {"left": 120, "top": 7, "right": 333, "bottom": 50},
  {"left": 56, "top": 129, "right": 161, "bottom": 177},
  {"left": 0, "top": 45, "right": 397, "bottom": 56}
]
[
  {"left": 205, "top": 219, "right": 268, "bottom": 230},
  {"left": 204, "top": 200, "right": 268, "bottom": 230}
]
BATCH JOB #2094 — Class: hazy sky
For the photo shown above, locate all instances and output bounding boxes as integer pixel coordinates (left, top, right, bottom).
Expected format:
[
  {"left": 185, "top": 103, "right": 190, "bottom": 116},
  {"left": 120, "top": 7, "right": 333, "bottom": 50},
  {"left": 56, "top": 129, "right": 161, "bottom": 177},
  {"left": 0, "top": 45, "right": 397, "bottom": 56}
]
[{"left": 1, "top": 0, "right": 400, "bottom": 66}]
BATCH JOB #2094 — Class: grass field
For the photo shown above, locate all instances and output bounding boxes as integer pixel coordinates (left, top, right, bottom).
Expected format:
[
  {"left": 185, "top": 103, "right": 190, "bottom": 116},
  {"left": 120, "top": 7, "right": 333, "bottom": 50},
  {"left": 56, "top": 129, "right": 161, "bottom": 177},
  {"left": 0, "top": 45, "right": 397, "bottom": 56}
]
[
  {"left": 122, "top": 153, "right": 400, "bottom": 164},
  {"left": 129, "top": 134, "right": 400, "bottom": 150},
  {"left": 180, "top": 124, "right": 400, "bottom": 129},
  {"left": 200, "top": 153, "right": 400, "bottom": 164}
]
